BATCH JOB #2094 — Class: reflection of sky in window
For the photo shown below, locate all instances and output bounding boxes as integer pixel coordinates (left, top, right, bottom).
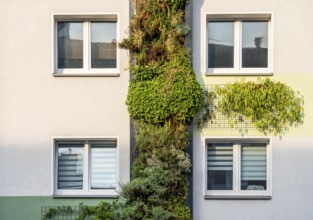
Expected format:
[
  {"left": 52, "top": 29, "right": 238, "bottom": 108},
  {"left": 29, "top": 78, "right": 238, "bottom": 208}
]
[
  {"left": 92, "top": 22, "right": 116, "bottom": 43},
  {"left": 208, "top": 21, "right": 234, "bottom": 46},
  {"left": 58, "top": 22, "right": 83, "bottom": 40},
  {"left": 242, "top": 21, "right": 268, "bottom": 48}
]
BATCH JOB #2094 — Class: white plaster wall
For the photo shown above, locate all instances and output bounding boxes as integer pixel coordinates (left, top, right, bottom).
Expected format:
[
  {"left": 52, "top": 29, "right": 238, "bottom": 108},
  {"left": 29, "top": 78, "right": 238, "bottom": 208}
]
[
  {"left": 192, "top": 0, "right": 313, "bottom": 219},
  {"left": 192, "top": 0, "right": 313, "bottom": 75},
  {"left": 193, "top": 137, "right": 313, "bottom": 220},
  {"left": 0, "top": 0, "right": 130, "bottom": 196}
]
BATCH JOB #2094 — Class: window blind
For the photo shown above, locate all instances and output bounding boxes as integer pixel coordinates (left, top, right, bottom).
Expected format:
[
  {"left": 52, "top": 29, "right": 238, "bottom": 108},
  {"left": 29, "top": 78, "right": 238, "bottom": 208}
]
[
  {"left": 90, "top": 140, "right": 117, "bottom": 189},
  {"left": 207, "top": 143, "right": 233, "bottom": 190},
  {"left": 241, "top": 143, "right": 267, "bottom": 181},
  {"left": 57, "top": 143, "right": 84, "bottom": 189},
  {"left": 207, "top": 143, "right": 233, "bottom": 171}
]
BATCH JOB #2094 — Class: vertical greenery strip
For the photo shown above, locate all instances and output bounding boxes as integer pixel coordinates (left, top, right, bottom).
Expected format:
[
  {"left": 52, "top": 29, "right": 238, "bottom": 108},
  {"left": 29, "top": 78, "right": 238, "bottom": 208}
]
[{"left": 119, "top": 0, "right": 202, "bottom": 219}]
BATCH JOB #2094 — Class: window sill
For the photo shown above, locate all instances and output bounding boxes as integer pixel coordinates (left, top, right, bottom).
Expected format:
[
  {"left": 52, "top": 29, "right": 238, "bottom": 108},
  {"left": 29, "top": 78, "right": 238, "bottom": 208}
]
[
  {"left": 204, "top": 195, "right": 271, "bottom": 200},
  {"left": 52, "top": 193, "right": 119, "bottom": 198},
  {"left": 53, "top": 73, "right": 120, "bottom": 77},
  {"left": 205, "top": 72, "right": 273, "bottom": 76}
]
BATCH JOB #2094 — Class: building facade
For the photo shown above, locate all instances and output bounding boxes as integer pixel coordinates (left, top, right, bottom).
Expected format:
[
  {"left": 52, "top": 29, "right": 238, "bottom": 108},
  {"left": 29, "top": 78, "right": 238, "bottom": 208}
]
[
  {"left": 1, "top": 0, "right": 313, "bottom": 219},
  {"left": 0, "top": 0, "right": 130, "bottom": 219},
  {"left": 192, "top": 0, "right": 313, "bottom": 220}
]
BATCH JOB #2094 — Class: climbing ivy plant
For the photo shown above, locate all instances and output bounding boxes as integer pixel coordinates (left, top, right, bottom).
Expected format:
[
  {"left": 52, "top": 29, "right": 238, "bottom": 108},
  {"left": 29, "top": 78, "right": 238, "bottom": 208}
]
[{"left": 213, "top": 78, "right": 304, "bottom": 135}]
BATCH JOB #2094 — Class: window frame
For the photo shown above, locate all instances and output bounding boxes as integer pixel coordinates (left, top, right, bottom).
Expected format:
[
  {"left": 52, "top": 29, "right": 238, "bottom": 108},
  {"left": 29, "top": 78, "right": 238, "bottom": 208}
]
[
  {"left": 52, "top": 137, "right": 119, "bottom": 197},
  {"left": 204, "top": 137, "right": 272, "bottom": 199},
  {"left": 52, "top": 14, "right": 119, "bottom": 77},
  {"left": 205, "top": 13, "right": 273, "bottom": 75}
]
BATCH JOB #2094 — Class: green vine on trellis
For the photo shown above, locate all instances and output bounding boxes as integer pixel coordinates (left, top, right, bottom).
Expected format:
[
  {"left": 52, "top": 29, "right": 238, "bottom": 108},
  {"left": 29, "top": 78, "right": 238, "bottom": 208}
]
[
  {"left": 42, "top": 202, "right": 125, "bottom": 220},
  {"left": 199, "top": 78, "right": 304, "bottom": 135}
]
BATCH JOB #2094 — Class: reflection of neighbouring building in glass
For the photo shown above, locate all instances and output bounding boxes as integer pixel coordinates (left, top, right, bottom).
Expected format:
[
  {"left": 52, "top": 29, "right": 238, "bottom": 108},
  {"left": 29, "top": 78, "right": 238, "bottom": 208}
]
[
  {"left": 242, "top": 36, "right": 267, "bottom": 68},
  {"left": 91, "top": 41, "right": 117, "bottom": 68},
  {"left": 208, "top": 38, "right": 267, "bottom": 68},
  {"left": 57, "top": 22, "right": 83, "bottom": 68}
]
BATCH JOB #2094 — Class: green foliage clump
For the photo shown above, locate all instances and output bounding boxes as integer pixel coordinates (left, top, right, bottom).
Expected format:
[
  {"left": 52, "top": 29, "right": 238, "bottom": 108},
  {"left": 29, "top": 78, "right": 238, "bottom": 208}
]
[
  {"left": 76, "top": 202, "right": 118, "bottom": 220},
  {"left": 197, "top": 90, "right": 216, "bottom": 126},
  {"left": 121, "top": 122, "right": 192, "bottom": 220},
  {"left": 43, "top": 206, "right": 73, "bottom": 220},
  {"left": 120, "top": 0, "right": 203, "bottom": 125},
  {"left": 127, "top": 63, "right": 203, "bottom": 124},
  {"left": 216, "top": 78, "right": 304, "bottom": 134}
]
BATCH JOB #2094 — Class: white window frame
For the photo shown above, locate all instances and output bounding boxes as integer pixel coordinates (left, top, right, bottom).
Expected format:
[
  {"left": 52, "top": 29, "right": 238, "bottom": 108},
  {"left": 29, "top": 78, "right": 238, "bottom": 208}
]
[
  {"left": 206, "top": 13, "right": 273, "bottom": 75},
  {"left": 52, "top": 137, "right": 119, "bottom": 197},
  {"left": 52, "top": 14, "right": 120, "bottom": 77},
  {"left": 204, "top": 137, "right": 272, "bottom": 199}
]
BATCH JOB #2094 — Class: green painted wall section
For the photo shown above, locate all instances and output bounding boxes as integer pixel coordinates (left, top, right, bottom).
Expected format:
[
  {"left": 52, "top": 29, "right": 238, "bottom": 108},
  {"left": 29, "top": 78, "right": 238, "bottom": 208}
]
[{"left": 0, "top": 196, "right": 105, "bottom": 220}]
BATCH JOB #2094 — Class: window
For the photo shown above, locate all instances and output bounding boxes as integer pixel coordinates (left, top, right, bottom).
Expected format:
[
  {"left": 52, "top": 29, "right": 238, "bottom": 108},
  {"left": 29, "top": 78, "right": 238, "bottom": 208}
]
[
  {"left": 54, "top": 14, "right": 118, "bottom": 76},
  {"left": 205, "top": 138, "right": 271, "bottom": 199},
  {"left": 207, "top": 14, "right": 271, "bottom": 75},
  {"left": 53, "top": 138, "right": 118, "bottom": 197}
]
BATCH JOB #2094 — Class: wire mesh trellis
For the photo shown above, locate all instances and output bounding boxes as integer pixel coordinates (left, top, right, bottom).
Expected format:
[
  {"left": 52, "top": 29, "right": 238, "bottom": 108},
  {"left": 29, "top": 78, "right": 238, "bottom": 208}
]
[
  {"left": 41, "top": 205, "right": 121, "bottom": 220},
  {"left": 41, "top": 206, "right": 81, "bottom": 220},
  {"left": 199, "top": 84, "right": 255, "bottom": 130}
]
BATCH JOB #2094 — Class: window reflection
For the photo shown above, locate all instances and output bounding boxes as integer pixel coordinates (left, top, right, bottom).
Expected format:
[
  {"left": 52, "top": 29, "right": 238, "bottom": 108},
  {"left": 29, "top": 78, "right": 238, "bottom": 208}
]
[
  {"left": 208, "top": 21, "right": 234, "bottom": 68},
  {"left": 242, "top": 21, "right": 268, "bottom": 68},
  {"left": 91, "top": 22, "right": 117, "bottom": 68},
  {"left": 57, "top": 22, "right": 83, "bottom": 69}
]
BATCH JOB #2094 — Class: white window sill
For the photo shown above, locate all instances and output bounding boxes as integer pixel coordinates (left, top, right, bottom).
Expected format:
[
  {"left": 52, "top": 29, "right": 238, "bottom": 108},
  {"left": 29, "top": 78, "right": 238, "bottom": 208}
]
[
  {"left": 53, "top": 73, "right": 120, "bottom": 77},
  {"left": 52, "top": 191, "right": 119, "bottom": 198},
  {"left": 204, "top": 195, "right": 272, "bottom": 200},
  {"left": 206, "top": 72, "right": 273, "bottom": 76}
]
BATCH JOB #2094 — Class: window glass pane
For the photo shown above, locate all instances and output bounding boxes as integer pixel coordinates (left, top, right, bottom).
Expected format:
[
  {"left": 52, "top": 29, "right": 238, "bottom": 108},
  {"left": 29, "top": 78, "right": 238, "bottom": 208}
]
[
  {"left": 90, "top": 141, "right": 117, "bottom": 189},
  {"left": 57, "top": 22, "right": 83, "bottom": 69},
  {"left": 91, "top": 22, "right": 117, "bottom": 68},
  {"left": 208, "top": 21, "right": 234, "bottom": 68},
  {"left": 57, "top": 143, "right": 84, "bottom": 189},
  {"left": 242, "top": 21, "right": 268, "bottom": 68},
  {"left": 207, "top": 143, "right": 233, "bottom": 190},
  {"left": 241, "top": 143, "right": 267, "bottom": 190}
]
